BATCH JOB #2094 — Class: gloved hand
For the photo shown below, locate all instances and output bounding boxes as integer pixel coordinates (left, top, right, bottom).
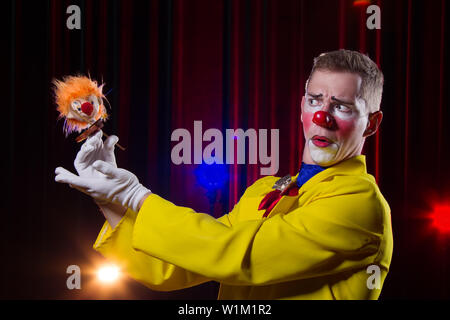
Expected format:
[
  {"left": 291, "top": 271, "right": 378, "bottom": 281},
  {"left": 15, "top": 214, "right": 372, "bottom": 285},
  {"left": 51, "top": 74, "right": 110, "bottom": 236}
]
[
  {"left": 72, "top": 130, "right": 120, "bottom": 206},
  {"left": 55, "top": 133, "right": 152, "bottom": 212},
  {"left": 74, "top": 130, "right": 118, "bottom": 178}
]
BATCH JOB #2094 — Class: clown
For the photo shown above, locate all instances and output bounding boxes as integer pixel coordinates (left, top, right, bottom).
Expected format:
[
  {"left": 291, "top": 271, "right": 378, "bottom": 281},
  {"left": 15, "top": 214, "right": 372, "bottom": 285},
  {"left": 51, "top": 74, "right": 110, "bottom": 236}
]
[
  {"left": 53, "top": 75, "right": 108, "bottom": 136},
  {"left": 301, "top": 62, "right": 383, "bottom": 167},
  {"left": 55, "top": 50, "right": 393, "bottom": 300}
]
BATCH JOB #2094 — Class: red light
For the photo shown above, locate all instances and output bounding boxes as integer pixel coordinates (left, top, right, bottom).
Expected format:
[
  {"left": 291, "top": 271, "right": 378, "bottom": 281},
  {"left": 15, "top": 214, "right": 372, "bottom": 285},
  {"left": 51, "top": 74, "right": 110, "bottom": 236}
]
[
  {"left": 353, "top": 0, "right": 371, "bottom": 7},
  {"left": 429, "top": 203, "right": 450, "bottom": 233}
]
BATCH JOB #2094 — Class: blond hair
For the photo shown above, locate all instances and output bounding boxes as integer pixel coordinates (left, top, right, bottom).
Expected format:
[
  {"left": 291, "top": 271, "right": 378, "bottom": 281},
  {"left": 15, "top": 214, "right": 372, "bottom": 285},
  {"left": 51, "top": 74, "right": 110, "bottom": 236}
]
[{"left": 306, "top": 49, "right": 384, "bottom": 113}]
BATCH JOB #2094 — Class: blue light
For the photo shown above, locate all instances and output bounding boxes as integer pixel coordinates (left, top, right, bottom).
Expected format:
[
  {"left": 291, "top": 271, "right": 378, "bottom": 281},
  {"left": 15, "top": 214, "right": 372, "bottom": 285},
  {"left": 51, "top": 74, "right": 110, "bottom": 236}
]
[{"left": 194, "top": 160, "right": 228, "bottom": 191}]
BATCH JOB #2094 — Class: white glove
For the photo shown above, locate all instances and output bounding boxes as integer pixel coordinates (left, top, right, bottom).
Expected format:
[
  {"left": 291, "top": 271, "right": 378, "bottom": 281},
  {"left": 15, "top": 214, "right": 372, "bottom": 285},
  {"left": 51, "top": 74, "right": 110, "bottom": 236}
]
[
  {"left": 72, "top": 130, "right": 120, "bottom": 206},
  {"left": 74, "top": 130, "right": 119, "bottom": 178},
  {"left": 55, "top": 135, "right": 152, "bottom": 212}
]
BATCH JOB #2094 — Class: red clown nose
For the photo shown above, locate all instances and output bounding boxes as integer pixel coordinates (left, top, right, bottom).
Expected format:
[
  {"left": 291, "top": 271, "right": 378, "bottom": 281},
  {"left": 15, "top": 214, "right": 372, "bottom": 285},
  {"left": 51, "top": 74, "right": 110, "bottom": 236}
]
[
  {"left": 312, "top": 111, "right": 335, "bottom": 129},
  {"left": 81, "top": 102, "right": 94, "bottom": 116}
]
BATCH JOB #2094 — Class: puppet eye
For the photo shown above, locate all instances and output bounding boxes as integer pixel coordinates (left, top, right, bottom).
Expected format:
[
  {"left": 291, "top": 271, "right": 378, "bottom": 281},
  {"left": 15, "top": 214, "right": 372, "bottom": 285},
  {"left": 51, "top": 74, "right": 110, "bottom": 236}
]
[
  {"left": 71, "top": 100, "right": 81, "bottom": 109},
  {"left": 88, "top": 95, "right": 99, "bottom": 106}
]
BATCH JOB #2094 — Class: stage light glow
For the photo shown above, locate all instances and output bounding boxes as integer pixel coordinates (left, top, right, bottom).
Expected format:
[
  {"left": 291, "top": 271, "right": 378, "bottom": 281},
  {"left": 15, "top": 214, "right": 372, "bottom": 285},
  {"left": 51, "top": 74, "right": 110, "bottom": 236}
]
[
  {"left": 97, "top": 265, "right": 120, "bottom": 283},
  {"left": 429, "top": 203, "right": 450, "bottom": 233},
  {"left": 194, "top": 161, "right": 228, "bottom": 191}
]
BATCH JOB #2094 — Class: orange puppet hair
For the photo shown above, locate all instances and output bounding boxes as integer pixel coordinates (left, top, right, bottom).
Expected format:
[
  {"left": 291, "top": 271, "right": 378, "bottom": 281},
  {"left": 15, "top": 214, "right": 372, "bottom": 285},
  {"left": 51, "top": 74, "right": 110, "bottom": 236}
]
[{"left": 53, "top": 75, "right": 109, "bottom": 136}]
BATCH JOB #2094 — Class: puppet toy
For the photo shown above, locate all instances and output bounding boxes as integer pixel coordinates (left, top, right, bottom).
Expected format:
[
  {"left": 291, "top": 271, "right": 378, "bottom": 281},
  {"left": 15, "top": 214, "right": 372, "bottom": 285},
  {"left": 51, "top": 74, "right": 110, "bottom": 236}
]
[{"left": 53, "top": 75, "right": 125, "bottom": 150}]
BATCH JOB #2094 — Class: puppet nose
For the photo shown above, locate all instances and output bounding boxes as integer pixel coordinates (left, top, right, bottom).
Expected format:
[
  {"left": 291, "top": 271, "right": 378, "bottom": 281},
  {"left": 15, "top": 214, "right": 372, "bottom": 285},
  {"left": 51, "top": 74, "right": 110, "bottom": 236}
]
[
  {"left": 312, "top": 111, "right": 335, "bottom": 129},
  {"left": 81, "top": 102, "right": 94, "bottom": 116}
]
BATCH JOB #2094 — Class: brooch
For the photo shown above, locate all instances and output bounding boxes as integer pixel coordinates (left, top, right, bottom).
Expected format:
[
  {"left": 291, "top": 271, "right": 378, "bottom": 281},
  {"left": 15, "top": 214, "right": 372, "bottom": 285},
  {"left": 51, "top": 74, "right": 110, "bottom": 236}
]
[{"left": 272, "top": 175, "right": 292, "bottom": 192}]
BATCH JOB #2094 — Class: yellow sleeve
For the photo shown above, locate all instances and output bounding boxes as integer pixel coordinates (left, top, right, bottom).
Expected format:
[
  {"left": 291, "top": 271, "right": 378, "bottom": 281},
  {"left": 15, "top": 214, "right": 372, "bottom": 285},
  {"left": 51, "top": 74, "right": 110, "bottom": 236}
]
[
  {"left": 93, "top": 207, "right": 232, "bottom": 291},
  {"left": 131, "top": 177, "right": 386, "bottom": 286}
]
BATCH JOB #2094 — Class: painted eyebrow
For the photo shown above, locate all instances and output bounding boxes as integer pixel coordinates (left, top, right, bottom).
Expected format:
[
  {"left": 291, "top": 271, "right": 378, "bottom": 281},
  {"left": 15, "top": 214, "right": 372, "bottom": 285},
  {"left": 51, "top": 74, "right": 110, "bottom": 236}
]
[
  {"left": 307, "top": 93, "right": 355, "bottom": 106},
  {"left": 306, "top": 93, "right": 323, "bottom": 99},
  {"left": 331, "top": 96, "right": 355, "bottom": 106}
]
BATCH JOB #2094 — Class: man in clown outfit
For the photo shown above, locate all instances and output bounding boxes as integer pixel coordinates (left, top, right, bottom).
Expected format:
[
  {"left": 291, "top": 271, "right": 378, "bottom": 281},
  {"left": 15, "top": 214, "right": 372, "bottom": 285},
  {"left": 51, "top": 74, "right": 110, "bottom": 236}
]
[{"left": 55, "top": 49, "right": 393, "bottom": 300}]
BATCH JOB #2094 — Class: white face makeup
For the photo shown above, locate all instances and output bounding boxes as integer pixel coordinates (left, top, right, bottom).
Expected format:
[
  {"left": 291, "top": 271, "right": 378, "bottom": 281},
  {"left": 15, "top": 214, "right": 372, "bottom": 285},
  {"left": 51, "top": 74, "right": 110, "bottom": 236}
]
[
  {"left": 67, "top": 94, "right": 101, "bottom": 123},
  {"left": 301, "top": 70, "right": 369, "bottom": 167},
  {"left": 308, "top": 139, "right": 339, "bottom": 165}
]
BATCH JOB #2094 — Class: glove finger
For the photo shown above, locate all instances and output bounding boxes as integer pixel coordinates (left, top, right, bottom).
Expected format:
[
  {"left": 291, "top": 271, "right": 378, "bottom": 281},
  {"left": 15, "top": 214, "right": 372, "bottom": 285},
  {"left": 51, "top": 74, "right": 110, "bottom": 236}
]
[
  {"left": 87, "top": 130, "right": 103, "bottom": 143},
  {"left": 104, "top": 135, "right": 119, "bottom": 151},
  {"left": 92, "top": 160, "right": 117, "bottom": 177},
  {"left": 56, "top": 174, "right": 90, "bottom": 190},
  {"left": 55, "top": 167, "right": 90, "bottom": 189},
  {"left": 55, "top": 166, "right": 74, "bottom": 176},
  {"left": 75, "top": 144, "right": 94, "bottom": 166},
  {"left": 84, "top": 130, "right": 103, "bottom": 151},
  {"left": 76, "top": 130, "right": 103, "bottom": 166},
  {"left": 54, "top": 168, "right": 78, "bottom": 184}
]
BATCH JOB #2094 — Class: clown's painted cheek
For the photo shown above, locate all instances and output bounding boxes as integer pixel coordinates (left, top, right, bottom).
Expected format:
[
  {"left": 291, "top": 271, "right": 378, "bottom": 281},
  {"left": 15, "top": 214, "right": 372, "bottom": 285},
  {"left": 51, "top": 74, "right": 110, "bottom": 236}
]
[
  {"left": 334, "top": 118, "right": 357, "bottom": 137},
  {"left": 301, "top": 112, "right": 313, "bottom": 134},
  {"left": 301, "top": 100, "right": 317, "bottom": 131}
]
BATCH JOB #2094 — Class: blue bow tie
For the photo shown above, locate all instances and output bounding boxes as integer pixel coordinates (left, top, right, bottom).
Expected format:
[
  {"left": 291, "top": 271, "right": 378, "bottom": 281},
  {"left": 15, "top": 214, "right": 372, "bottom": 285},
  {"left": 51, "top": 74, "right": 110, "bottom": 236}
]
[{"left": 296, "top": 162, "right": 325, "bottom": 188}]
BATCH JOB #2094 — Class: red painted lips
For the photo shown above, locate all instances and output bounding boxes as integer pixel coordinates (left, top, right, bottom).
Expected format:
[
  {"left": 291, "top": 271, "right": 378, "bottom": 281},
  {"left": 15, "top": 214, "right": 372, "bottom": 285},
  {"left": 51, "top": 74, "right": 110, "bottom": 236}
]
[{"left": 312, "top": 135, "right": 333, "bottom": 148}]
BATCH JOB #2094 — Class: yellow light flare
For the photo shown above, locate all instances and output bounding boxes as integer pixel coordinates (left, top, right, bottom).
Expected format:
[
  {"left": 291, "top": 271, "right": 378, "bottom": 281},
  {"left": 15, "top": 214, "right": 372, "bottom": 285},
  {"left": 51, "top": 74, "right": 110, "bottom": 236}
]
[{"left": 97, "top": 265, "right": 120, "bottom": 284}]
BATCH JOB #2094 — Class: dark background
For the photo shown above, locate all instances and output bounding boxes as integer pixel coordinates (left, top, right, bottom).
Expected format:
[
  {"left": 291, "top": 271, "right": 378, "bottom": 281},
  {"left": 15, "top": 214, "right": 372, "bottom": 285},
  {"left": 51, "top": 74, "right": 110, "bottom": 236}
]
[{"left": 2, "top": 0, "right": 450, "bottom": 299}]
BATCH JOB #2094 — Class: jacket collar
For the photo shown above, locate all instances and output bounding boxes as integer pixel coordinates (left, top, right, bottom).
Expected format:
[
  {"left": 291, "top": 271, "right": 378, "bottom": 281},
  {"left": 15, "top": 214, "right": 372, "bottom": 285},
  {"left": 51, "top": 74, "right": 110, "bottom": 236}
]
[{"left": 293, "top": 155, "right": 369, "bottom": 193}]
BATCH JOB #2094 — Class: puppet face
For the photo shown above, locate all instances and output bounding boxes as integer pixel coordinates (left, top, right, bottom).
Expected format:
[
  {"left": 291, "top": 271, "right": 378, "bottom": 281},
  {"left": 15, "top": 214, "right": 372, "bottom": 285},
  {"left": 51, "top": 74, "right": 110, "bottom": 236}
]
[
  {"left": 53, "top": 76, "right": 108, "bottom": 136},
  {"left": 68, "top": 94, "right": 101, "bottom": 122},
  {"left": 301, "top": 70, "right": 369, "bottom": 167}
]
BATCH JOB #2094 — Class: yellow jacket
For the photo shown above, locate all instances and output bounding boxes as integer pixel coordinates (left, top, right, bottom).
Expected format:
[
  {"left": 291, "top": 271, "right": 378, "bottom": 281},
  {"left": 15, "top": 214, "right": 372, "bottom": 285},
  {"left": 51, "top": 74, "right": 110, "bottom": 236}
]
[{"left": 93, "top": 155, "right": 393, "bottom": 299}]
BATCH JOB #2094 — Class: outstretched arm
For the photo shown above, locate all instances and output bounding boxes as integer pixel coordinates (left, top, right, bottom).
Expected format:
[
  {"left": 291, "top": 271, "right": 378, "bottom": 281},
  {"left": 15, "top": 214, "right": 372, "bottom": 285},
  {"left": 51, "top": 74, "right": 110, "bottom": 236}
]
[
  {"left": 130, "top": 178, "right": 386, "bottom": 287},
  {"left": 55, "top": 133, "right": 209, "bottom": 290},
  {"left": 55, "top": 130, "right": 151, "bottom": 227}
]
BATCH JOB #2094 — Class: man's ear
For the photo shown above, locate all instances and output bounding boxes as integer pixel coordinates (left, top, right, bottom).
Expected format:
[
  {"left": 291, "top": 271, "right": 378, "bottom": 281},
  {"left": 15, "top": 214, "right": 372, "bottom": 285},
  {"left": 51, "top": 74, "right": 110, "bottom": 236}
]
[{"left": 363, "top": 111, "right": 383, "bottom": 137}]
